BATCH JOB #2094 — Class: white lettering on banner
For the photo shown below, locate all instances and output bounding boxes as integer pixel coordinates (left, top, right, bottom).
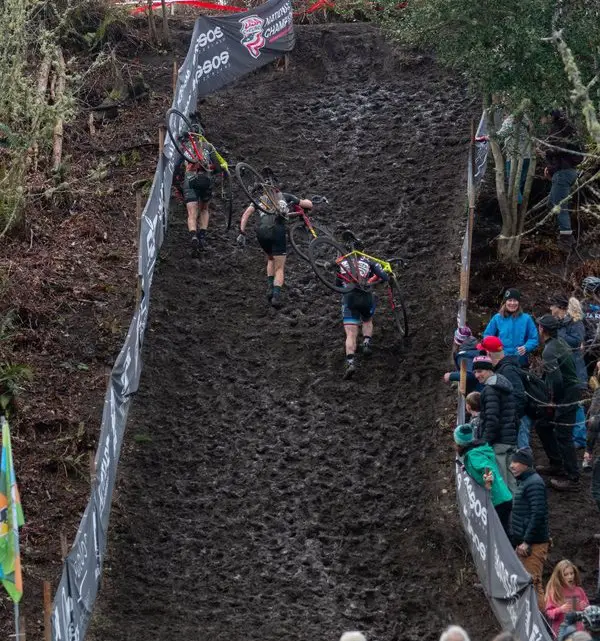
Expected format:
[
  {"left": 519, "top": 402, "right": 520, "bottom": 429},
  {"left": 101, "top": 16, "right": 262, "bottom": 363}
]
[
  {"left": 72, "top": 533, "right": 88, "bottom": 580},
  {"left": 507, "top": 600, "right": 519, "bottom": 628},
  {"left": 193, "top": 51, "right": 231, "bottom": 89},
  {"left": 53, "top": 585, "right": 79, "bottom": 641},
  {"left": 110, "top": 385, "right": 118, "bottom": 456},
  {"left": 463, "top": 512, "right": 487, "bottom": 561},
  {"left": 264, "top": 2, "right": 291, "bottom": 25},
  {"left": 97, "top": 431, "right": 112, "bottom": 518},
  {"left": 193, "top": 26, "right": 224, "bottom": 64},
  {"left": 119, "top": 347, "right": 132, "bottom": 397},
  {"left": 463, "top": 473, "right": 488, "bottom": 527},
  {"left": 93, "top": 511, "right": 102, "bottom": 579},
  {"left": 493, "top": 543, "right": 518, "bottom": 597},
  {"left": 177, "top": 68, "right": 191, "bottom": 107},
  {"left": 264, "top": 14, "right": 292, "bottom": 40}
]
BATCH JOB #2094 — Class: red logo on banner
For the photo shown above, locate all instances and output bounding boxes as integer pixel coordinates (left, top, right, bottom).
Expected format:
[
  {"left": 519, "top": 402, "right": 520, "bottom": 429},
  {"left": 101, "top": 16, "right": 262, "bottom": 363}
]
[{"left": 239, "top": 15, "right": 266, "bottom": 58}]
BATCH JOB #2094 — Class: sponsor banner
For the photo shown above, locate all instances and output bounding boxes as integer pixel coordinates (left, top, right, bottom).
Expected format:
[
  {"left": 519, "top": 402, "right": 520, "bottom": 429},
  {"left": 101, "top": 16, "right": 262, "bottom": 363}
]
[
  {"left": 455, "top": 463, "right": 552, "bottom": 640},
  {"left": 51, "top": 2, "right": 294, "bottom": 638}
]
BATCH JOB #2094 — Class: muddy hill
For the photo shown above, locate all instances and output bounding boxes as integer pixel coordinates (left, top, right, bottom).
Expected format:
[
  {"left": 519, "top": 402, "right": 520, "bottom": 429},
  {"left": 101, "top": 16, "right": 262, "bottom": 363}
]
[{"left": 78, "top": 22, "right": 497, "bottom": 641}]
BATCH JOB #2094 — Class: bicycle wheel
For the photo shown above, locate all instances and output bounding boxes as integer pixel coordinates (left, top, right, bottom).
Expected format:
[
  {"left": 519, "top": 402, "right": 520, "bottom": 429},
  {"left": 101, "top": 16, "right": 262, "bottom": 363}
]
[
  {"left": 309, "top": 235, "right": 356, "bottom": 294},
  {"left": 389, "top": 276, "right": 409, "bottom": 340},
  {"left": 289, "top": 220, "right": 331, "bottom": 262},
  {"left": 214, "top": 172, "right": 233, "bottom": 230},
  {"left": 235, "top": 162, "right": 282, "bottom": 215},
  {"left": 166, "top": 108, "right": 205, "bottom": 164}
]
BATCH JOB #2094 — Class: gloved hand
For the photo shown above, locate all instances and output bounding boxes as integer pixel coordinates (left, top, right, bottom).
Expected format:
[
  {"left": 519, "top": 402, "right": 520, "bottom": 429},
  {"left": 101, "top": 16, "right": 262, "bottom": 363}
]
[{"left": 237, "top": 232, "right": 246, "bottom": 247}]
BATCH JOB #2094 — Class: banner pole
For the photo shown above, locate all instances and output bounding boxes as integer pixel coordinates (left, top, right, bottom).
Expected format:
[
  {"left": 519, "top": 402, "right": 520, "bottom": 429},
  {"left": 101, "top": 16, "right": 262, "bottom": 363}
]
[
  {"left": 14, "top": 603, "right": 20, "bottom": 640},
  {"left": 172, "top": 59, "right": 178, "bottom": 97},
  {"left": 43, "top": 581, "right": 52, "bottom": 641}
]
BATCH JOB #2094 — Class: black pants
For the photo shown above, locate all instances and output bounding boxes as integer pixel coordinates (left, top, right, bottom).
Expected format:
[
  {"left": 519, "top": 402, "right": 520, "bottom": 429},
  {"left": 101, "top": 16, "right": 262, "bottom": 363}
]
[
  {"left": 592, "top": 457, "right": 600, "bottom": 512},
  {"left": 535, "top": 387, "right": 580, "bottom": 480},
  {"left": 495, "top": 500, "right": 512, "bottom": 537}
]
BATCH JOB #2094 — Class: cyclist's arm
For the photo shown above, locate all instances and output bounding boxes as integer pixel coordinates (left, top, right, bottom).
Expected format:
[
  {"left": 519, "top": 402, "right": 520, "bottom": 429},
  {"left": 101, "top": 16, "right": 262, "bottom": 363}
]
[
  {"left": 282, "top": 193, "right": 313, "bottom": 210},
  {"left": 208, "top": 144, "right": 228, "bottom": 173},
  {"left": 368, "top": 262, "right": 389, "bottom": 283},
  {"left": 239, "top": 205, "right": 255, "bottom": 234}
]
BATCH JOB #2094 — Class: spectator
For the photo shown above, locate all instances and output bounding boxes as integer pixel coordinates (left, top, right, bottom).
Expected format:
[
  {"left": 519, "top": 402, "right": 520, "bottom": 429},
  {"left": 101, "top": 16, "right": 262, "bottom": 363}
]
[
  {"left": 465, "top": 391, "right": 481, "bottom": 437},
  {"left": 478, "top": 335, "right": 528, "bottom": 449},
  {"left": 545, "top": 559, "right": 590, "bottom": 637},
  {"left": 550, "top": 294, "right": 588, "bottom": 448},
  {"left": 443, "top": 327, "right": 482, "bottom": 394},
  {"left": 454, "top": 424, "right": 513, "bottom": 533},
  {"left": 489, "top": 634, "right": 519, "bottom": 641},
  {"left": 473, "top": 355, "right": 518, "bottom": 493},
  {"left": 483, "top": 288, "right": 539, "bottom": 367},
  {"left": 535, "top": 314, "right": 581, "bottom": 491},
  {"left": 581, "top": 277, "right": 600, "bottom": 376},
  {"left": 439, "top": 625, "right": 470, "bottom": 641},
  {"left": 583, "top": 362, "right": 600, "bottom": 510},
  {"left": 542, "top": 109, "right": 582, "bottom": 251},
  {"left": 509, "top": 448, "right": 550, "bottom": 610},
  {"left": 559, "top": 606, "right": 600, "bottom": 641}
]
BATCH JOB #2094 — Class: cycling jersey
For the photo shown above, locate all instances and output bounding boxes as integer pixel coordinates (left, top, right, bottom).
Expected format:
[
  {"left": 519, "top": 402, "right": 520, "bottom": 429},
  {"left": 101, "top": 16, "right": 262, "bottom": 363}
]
[
  {"left": 337, "top": 255, "right": 388, "bottom": 291},
  {"left": 339, "top": 256, "right": 388, "bottom": 325},
  {"left": 254, "top": 192, "right": 300, "bottom": 257}
]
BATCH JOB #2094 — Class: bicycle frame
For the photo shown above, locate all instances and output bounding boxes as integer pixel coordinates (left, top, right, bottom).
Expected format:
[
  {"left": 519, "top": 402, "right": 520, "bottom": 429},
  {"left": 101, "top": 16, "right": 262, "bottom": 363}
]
[{"left": 288, "top": 205, "right": 318, "bottom": 236}]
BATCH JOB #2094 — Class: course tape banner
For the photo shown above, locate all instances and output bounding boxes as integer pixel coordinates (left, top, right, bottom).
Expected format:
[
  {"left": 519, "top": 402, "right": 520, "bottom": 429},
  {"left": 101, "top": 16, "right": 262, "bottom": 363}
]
[
  {"left": 51, "top": 1, "right": 294, "bottom": 639},
  {"left": 455, "top": 464, "right": 552, "bottom": 640}
]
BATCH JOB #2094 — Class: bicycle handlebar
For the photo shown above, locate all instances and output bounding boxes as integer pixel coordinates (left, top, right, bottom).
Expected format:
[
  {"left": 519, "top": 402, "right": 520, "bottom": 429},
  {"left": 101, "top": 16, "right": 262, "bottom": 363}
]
[
  {"left": 310, "top": 195, "right": 328, "bottom": 205},
  {"left": 388, "top": 257, "right": 409, "bottom": 268}
]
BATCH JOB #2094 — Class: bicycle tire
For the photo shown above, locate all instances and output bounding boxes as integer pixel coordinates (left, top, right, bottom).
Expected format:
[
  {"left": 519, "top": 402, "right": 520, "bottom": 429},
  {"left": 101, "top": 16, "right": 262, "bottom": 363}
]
[
  {"left": 289, "top": 220, "right": 331, "bottom": 262},
  {"left": 389, "top": 276, "right": 409, "bottom": 340},
  {"left": 235, "top": 162, "right": 282, "bottom": 215},
  {"left": 165, "top": 108, "right": 198, "bottom": 164},
  {"left": 213, "top": 172, "right": 233, "bottom": 230},
  {"left": 308, "top": 235, "right": 356, "bottom": 294}
]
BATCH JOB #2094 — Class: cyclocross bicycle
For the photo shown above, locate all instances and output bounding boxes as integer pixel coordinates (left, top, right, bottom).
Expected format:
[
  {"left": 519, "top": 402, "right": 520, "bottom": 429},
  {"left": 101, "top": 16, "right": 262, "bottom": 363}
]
[
  {"left": 165, "top": 107, "right": 233, "bottom": 229},
  {"left": 234, "top": 161, "right": 330, "bottom": 260},
  {"left": 309, "top": 232, "right": 409, "bottom": 340}
]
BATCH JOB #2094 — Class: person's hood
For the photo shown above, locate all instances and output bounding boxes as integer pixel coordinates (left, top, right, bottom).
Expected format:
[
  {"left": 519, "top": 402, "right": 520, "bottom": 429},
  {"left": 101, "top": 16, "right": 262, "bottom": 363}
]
[
  {"left": 484, "top": 372, "right": 513, "bottom": 393},
  {"left": 459, "top": 336, "right": 479, "bottom": 351},
  {"left": 495, "top": 355, "right": 520, "bottom": 370}
]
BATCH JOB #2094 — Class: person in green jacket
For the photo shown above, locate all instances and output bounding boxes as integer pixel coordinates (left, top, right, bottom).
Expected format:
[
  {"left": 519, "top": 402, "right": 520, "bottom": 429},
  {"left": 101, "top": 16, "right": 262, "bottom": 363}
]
[{"left": 454, "top": 423, "right": 513, "bottom": 535}]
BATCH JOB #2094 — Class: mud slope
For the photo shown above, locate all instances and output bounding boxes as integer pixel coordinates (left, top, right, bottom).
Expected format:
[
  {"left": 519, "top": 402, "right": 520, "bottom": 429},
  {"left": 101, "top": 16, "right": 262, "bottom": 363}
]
[{"left": 90, "top": 24, "right": 495, "bottom": 641}]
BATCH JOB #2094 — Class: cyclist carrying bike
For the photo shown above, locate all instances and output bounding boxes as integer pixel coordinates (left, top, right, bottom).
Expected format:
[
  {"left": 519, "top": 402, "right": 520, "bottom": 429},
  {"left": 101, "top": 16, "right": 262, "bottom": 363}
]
[
  {"left": 337, "top": 234, "right": 388, "bottom": 379},
  {"left": 237, "top": 168, "right": 313, "bottom": 308},
  {"left": 182, "top": 122, "right": 229, "bottom": 253}
]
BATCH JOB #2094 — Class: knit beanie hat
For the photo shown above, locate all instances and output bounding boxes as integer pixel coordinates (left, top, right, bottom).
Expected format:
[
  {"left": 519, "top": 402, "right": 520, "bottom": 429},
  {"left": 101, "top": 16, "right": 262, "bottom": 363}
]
[
  {"left": 511, "top": 448, "right": 533, "bottom": 467},
  {"left": 454, "top": 325, "right": 472, "bottom": 346},
  {"left": 472, "top": 355, "right": 494, "bottom": 371},
  {"left": 453, "top": 424, "right": 475, "bottom": 446},
  {"left": 504, "top": 288, "right": 521, "bottom": 301}
]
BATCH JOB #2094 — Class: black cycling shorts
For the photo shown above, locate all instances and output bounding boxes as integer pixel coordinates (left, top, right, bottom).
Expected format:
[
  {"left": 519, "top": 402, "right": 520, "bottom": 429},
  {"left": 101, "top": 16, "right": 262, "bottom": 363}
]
[
  {"left": 183, "top": 171, "right": 212, "bottom": 204},
  {"left": 256, "top": 219, "right": 286, "bottom": 257}
]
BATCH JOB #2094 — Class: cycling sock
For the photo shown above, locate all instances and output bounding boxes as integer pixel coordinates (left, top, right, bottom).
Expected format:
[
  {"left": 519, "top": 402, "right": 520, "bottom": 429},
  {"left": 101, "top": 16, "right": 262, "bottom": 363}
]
[
  {"left": 267, "top": 276, "right": 275, "bottom": 288},
  {"left": 363, "top": 336, "right": 372, "bottom": 345},
  {"left": 272, "top": 285, "right": 281, "bottom": 297},
  {"left": 346, "top": 353, "right": 355, "bottom": 363},
  {"left": 197, "top": 229, "right": 207, "bottom": 240}
]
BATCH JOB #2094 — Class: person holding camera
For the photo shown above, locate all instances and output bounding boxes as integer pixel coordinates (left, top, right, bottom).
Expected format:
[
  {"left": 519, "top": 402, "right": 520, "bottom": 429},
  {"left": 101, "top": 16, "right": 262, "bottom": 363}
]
[
  {"left": 545, "top": 559, "right": 590, "bottom": 636},
  {"left": 559, "top": 606, "right": 600, "bottom": 641},
  {"left": 508, "top": 448, "right": 549, "bottom": 610}
]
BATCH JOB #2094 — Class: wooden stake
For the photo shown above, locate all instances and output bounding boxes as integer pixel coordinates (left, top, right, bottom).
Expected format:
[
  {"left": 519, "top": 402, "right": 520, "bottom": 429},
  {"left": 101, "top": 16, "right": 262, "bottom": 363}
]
[
  {"left": 158, "top": 124, "right": 166, "bottom": 156},
  {"left": 19, "top": 614, "right": 26, "bottom": 641},
  {"left": 172, "top": 59, "right": 178, "bottom": 97},
  {"left": 88, "top": 112, "right": 96, "bottom": 137},
  {"left": 43, "top": 581, "right": 52, "bottom": 641},
  {"left": 284, "top": 53, "right": 289, "bottom": 72},
  {"left": 60, "top": 532, "right": 68, "bottom": 561},
  {"left": 52, "top": 47, "right": 66, "bottom": 173}
]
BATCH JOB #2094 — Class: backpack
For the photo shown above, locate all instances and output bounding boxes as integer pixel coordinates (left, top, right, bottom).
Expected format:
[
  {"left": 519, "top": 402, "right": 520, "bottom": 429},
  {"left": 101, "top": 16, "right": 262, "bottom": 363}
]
[{"left": 516, "top": 369, "right": 550, "bottom": 419}]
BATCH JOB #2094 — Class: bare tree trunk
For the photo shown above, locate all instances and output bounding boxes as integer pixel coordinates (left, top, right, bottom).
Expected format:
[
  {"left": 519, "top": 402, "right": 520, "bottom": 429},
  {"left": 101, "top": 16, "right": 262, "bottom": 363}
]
[
  {"left": 520, "top": 155, "right": 537, "bottom": 223},
  {"left": 52, "top": 47, "right": 66, "bottom": 173},
  {"left": 147, "top": 0, "right": 158, "bottom": 44},
  {"left": 28, "top": 54, "right": 52, "bottom": 170},
  {"left": 160, "top": 0, "right": 171, "bottom": 47}
]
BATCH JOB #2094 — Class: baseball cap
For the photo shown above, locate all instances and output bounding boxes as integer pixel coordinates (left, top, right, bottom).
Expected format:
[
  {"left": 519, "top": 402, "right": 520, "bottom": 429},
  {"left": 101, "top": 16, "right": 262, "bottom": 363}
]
[{"left": 476, "top": 336, "right": 504, "bottom": 353}]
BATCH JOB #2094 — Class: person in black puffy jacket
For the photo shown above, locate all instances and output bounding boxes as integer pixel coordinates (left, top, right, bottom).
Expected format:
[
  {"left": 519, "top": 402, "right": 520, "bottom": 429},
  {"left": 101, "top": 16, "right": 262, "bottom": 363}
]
[
  {"left": 509, "top": 448, "right": 550, "bottom": 611},
  {"left": 473, "top": 355, "right": 518, "bottom": 493}
]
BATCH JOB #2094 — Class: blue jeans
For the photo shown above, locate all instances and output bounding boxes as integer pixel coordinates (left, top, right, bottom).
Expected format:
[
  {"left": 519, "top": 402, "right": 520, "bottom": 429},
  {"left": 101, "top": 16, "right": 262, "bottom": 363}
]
[
  {"left": 549, "top": 168, "right": 578, "bottom": 232},
  {"left": 573, "top": 405, "right": 586, "bottom": 447},
  {"left": 518, "top": 414, "right": 532, "bottom": 450}
]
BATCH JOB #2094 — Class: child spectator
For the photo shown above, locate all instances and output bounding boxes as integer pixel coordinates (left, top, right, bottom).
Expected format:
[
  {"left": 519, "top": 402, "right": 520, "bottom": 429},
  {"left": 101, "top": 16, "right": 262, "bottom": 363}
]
[
  {"left": 545, "top": 560, "right": 590, "bottom": 636},
  {"left": 443, "top": 327, "right": 482, "bottom": 394},
  {"left": 466, "top": 391, "right": 481, "bottom": 438},
  {"left": 454, "top": 424, "right": 513, "bottom": 534},
  {"left": 483, "top": 288, "right": 539, "bottom": 367}
]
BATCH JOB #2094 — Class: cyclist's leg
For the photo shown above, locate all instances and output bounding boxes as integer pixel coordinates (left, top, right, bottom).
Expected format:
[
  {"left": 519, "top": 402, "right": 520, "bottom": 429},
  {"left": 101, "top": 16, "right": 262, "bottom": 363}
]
[
  {"left": 198, "top": 201, "right": 210, "bottom": 231},
  {"left": 362, "top": 318, "right": 373, "bottom": 338},
  {"left": 186, "top": 201, "right": 198, "bottom": 233},
  {"left": 270, "top": 224, "right": 287, "bottom": 308},
  {"left": 344, "top": 323, "right": 359, "bottom": 355},
  {"left": 273, "top": 256, "right": 286, "bottom": 287}
]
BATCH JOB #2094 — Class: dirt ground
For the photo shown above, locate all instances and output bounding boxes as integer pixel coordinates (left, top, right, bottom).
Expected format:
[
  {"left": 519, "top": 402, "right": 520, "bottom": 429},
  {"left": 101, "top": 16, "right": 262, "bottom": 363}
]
[{"left": 83, "top": 22, "right": 503, "bottom": 641}]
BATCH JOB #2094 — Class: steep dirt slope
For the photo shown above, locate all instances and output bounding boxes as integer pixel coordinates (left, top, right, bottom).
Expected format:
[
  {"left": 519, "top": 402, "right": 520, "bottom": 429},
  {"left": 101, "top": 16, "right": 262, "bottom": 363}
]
[{"left": 89, "top": 23, "right": 497, "bottom": 641}]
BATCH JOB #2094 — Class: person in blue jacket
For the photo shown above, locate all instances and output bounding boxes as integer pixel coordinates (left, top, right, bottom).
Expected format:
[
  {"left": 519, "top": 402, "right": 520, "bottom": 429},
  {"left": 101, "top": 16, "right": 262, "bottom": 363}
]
[{"left": 483, "top": 288, "right": 539, "bottom": 366}]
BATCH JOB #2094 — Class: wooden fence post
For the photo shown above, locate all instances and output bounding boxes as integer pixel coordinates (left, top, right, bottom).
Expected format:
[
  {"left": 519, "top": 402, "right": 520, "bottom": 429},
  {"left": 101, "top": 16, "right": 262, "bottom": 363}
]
[
  {"left": 60, "top": 532, "right": 68, "bottom": 561},
  {"left": 135, "top": 189, "right": 143, "bottom": 305},
  {"left": 172, "top": 59, "right": 178, "bottom": 97},
  {"left": 43, "top": 581, "right": 52, "bottom": 641},
  {"left": 158, "top": 124, "right": 166, "bottom": 156}
]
